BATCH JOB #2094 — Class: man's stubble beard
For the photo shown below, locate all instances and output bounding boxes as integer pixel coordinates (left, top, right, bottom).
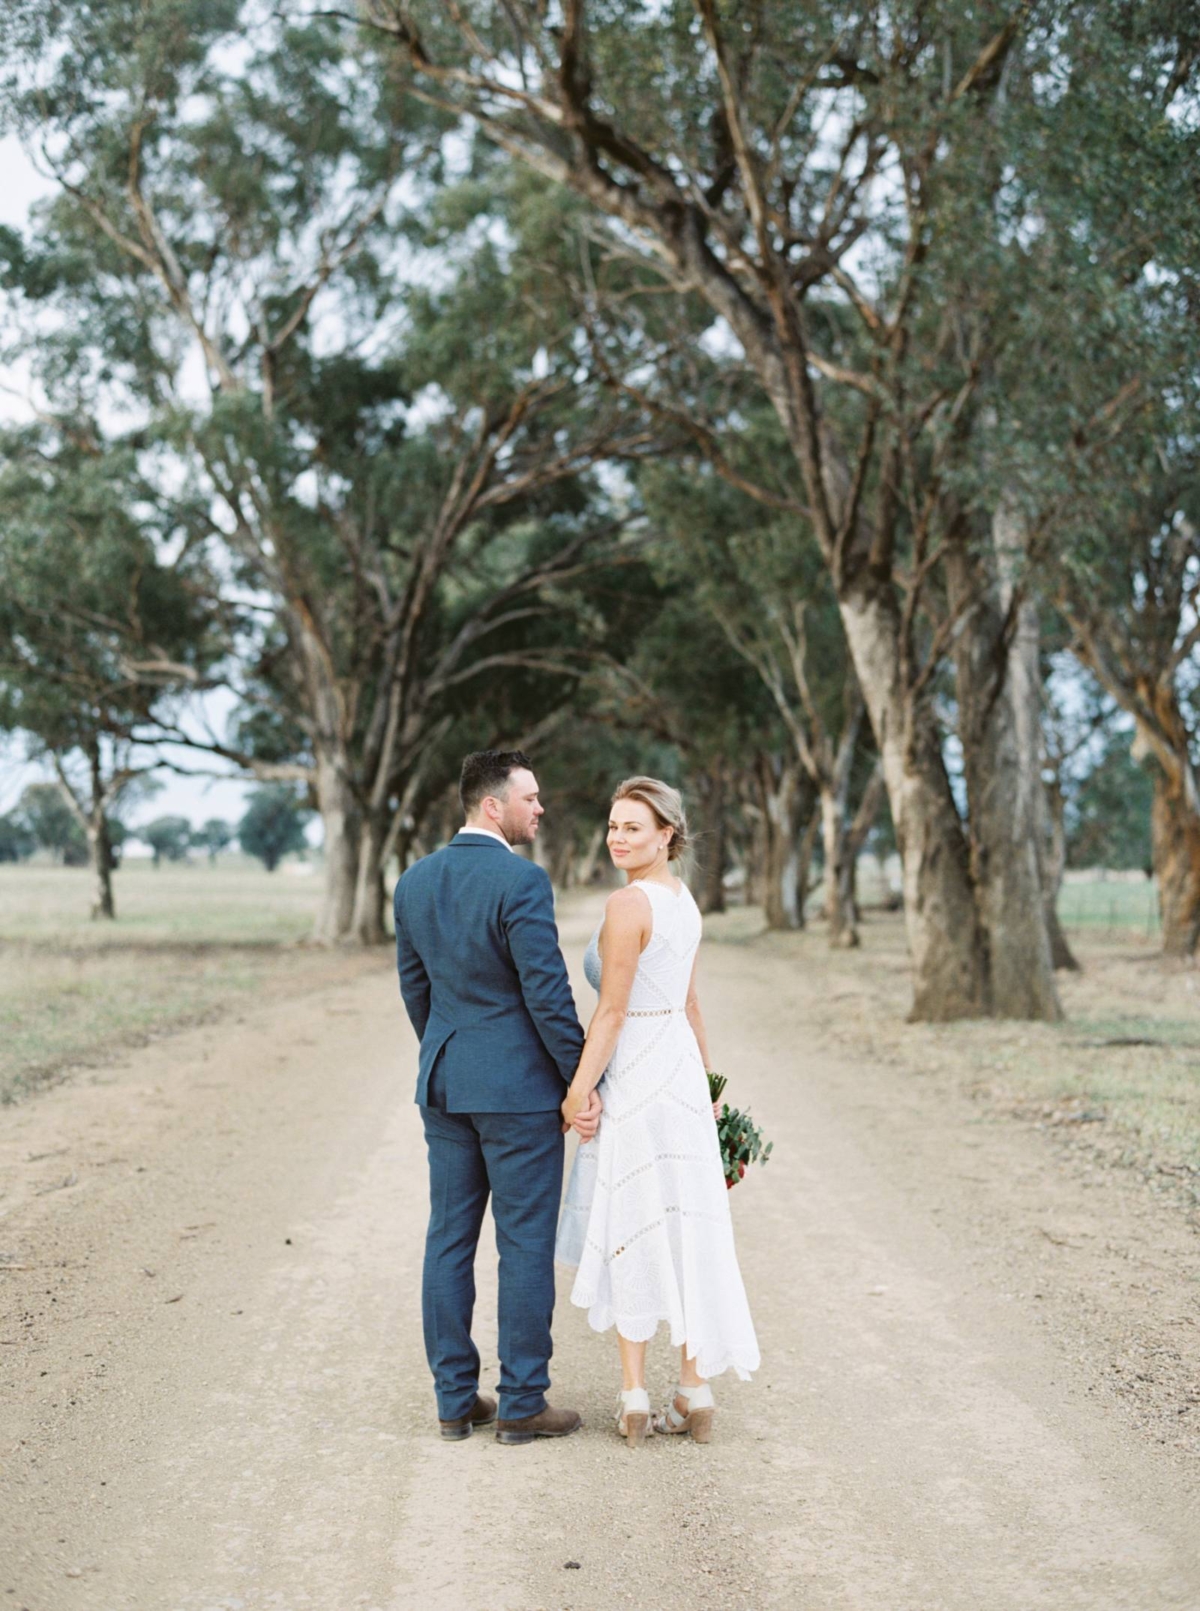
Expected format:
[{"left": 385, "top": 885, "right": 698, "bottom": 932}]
[{"left": 499, "top": 809, "right": 538, "bottom": 847}]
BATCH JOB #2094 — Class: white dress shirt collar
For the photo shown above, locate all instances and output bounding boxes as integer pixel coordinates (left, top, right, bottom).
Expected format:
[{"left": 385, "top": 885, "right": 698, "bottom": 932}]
[{"left": 457, "top": 824, "right": 515, "bottom": 852}]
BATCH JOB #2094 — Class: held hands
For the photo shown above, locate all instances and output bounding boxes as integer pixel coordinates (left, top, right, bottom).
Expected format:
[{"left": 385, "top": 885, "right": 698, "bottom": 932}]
[{"left": 562, "top": 1085, "right": 603, "bottom": 1140}]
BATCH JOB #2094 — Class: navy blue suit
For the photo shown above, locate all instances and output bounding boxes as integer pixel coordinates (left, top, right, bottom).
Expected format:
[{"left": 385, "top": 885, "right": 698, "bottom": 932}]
[{"left": 394, "top": 831, "right": 585, "bottom": 1422}]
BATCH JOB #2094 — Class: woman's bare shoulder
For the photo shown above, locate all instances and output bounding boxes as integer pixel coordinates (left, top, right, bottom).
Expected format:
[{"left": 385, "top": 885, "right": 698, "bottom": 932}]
[{"left": 604, "top": 884, "right": 652, "bottom": 923}]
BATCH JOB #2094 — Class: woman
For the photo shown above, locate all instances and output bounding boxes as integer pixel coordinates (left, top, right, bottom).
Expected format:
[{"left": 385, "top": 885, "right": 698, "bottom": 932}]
[{"left": 555, "top": 777, "right": 760, "bottom": 1445}]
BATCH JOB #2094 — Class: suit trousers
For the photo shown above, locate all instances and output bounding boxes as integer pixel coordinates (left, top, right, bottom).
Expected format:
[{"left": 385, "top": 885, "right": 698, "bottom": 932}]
[{"left": 419, "top": 1065, "right": 565, "bottom": 1422}]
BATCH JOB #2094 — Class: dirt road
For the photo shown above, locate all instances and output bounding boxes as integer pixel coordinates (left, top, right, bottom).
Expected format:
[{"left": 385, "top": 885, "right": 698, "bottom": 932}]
[{"left": 3, "top": 895, "right": 1199, "bottom": 1611}]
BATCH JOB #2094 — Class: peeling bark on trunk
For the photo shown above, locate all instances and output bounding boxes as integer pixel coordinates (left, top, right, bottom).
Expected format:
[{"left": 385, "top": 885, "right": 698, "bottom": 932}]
[
  {"left": 944, "top": 516, "right": 1061, "bottom": 1021},
  {"left": 1149, "top": 759, "right": 1200, "bottom": 957},
  {"left": 988, "top": 511, "right": 1061, "bottom": 1016},
  {"left": 838, "top": 591, "right": 989, "bottom": 1019}
]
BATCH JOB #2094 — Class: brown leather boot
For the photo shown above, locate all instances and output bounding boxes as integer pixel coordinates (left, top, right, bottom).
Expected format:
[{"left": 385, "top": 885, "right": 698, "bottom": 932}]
[
  {"left": 438, "top": 1393, "right": 498, "bottom": 1441},
  {"left": 494, "top": 1403, "right": 582, "bottom": 1445}
]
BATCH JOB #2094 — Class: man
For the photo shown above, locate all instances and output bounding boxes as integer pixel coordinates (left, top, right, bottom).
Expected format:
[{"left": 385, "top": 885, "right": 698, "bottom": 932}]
[{"left": 394, "top": 750, "right": 601, "bottom": 1444}]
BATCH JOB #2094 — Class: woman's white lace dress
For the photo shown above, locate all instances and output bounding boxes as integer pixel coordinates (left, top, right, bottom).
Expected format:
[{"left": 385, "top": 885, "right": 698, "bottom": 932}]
[{"left": 555, "top": 879, "right": 760, "bottom": 1380}]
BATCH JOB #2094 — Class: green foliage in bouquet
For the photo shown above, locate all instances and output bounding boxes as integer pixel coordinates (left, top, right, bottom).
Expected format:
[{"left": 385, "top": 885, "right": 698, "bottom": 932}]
[{"left": 706, "top": 1071, "right": 772, "bottom": 1191}]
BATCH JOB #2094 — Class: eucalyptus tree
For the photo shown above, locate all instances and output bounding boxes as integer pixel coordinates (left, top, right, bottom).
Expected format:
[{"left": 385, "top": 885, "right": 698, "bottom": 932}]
[
  {"left": 1053, "top": 480, "right": 1200, "bottom": 955},
  {"left": 345, "top": 0, "right": 1075, "bottom": 1017},
  {"left": 141, "top": 815, "right": 195, "bottom": 866},
  {"left": 238, "top": 786, "right": 311, "bottom": 872},
  {"left": 986, "top": 11, "right": 1200, "bottom": 956},
  {"left": 1, "top": 0, "right": 658, "bottom": 942},
  {"left": 368, "top": 0, "right": 1197, "bottom": 1015},
  {"left": 0, "top": 813, "right": 37, "bottom": 864},
  {"left": 1066, "top": 733, "right": 1155, "bottom": 877},
  {"left": 0, "top": 425, "right": 224, "bottom": 917},
  {"left": 642, "top": 434, "right": 882, "bottom": 945},
  {"left": 14, "top": 784, "right": 87, "bottom": 867},
  {"left": 194, "top": 818, "right": 235, "bottom": 863},
  {"left": 590, "top": 584, "right": 790, "bottom": 917}
]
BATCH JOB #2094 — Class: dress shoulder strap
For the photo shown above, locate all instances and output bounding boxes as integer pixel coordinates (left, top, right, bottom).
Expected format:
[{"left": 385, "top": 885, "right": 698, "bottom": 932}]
[{"left": 628, "top": 877, "right": 682, "bottom": 898}]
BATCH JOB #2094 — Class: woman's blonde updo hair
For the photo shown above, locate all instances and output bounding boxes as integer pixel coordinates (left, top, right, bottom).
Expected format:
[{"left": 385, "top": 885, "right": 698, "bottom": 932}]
[{"left": 611, "top": 776, "right": 689, "bottom": 862}]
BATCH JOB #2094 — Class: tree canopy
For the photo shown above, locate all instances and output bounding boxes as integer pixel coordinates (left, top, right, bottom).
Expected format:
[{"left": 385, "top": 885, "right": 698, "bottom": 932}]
[{"left": 0, "top": 0, "right": 1197, "bottom": 1014}]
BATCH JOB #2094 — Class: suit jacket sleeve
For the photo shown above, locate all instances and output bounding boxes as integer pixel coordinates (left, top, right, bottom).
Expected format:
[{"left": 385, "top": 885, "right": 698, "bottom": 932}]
[
  {"left": 393, "top": 883, "right": 431, "bottom": 1040},
  {"left": 503, "top": 864, "right": 585, "bottom": 1082}
]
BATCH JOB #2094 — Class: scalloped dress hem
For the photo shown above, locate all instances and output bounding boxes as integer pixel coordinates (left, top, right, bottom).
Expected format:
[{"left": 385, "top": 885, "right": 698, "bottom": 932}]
[{"left": 569, "top": 1293, "right": 759, "bottom": 1381}]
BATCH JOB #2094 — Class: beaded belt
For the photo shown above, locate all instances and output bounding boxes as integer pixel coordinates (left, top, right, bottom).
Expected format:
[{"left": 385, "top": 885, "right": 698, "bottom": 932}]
[{"left": 626, "top": 1006, "right": 685, "bottom": 1017}]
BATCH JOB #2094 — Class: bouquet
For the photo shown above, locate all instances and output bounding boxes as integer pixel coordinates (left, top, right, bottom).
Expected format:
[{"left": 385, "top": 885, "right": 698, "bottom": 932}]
[{"left": 706, "top": 1071, "right": 772, "bottom": 1190}]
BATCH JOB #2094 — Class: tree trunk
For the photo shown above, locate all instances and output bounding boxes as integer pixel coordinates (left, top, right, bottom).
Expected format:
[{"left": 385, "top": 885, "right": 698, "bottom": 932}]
[
  {"left": 1039, "top": 774, "right": 1079, "bottom": 971},
  {"left": 55, "top": 743, "right": 118, "bottom": 921},
  {"left": 795, "top": 804, "right": 819, "bottom": 930},
  {"left": 313, "top": 745, "right": 361, "bottom": 945},
  {"left": 944, "top": 515, "right": 1061, "bottom": 1021},
  {"left": 417, "top": 58, "right": 1047, "bottom": 1017},
  {"left": 741, "top": 799, "right": 766, "bottom": 909},
  {"left": 87, "top": 813, "right": 115, "bottom": 921},
  {"left": 1131, "top": 693, "right": 1200, "bottom": 958},
  {"left": 690, "top": 768, "right": 727, "bottom": 915},
  {"left": 820, "top": 785, "right": 859, "bottom": 948},
  {"left": 349, "top": 806, "right": 389, "bottom": 945},
  {"left": 1066, "top": 614, "right": 1200, "bottom": 961},
  {"left": 837, "top": 590, "right": 988, "bottom": 1017},
  {"left": 842, "top": 763, "right": 886, "bottom": 931},
  {"left": 548, "top": 832, "right": 577, "bottom": 891},
  {"left": 1149, "top": 759, "right": 1200, "bottom": 956},
  {"left": 758, "top": 755, "right": 804, "bottom": 931},
  {"left": 577, "top": 823, "right": 606, "bottom": 886}
]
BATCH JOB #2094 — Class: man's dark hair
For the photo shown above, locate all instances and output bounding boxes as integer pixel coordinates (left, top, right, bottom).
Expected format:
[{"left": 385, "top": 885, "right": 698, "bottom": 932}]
[{"left": 459, "top": 750, "right": 533, "bottom": 817}]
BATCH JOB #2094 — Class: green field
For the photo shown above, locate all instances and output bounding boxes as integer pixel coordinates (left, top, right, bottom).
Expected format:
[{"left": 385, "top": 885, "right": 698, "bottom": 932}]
[
  {"left": 0, "top": 857, "right": 322, "bottom": 946},
  {"left": 1057, "top": 876, "right": 1162, "bottom": 936},
  {"left": 0, "top": 860, "right": 372, "bottom": 1103},
  {"left": 3, "top": 861, "right": 1196, "bottom": 1202}
]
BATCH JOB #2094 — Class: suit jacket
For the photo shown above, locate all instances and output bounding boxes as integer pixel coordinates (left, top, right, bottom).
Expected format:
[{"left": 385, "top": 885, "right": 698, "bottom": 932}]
[{"left": 393, "top": 832, "right": 585, "bottom": 1112}]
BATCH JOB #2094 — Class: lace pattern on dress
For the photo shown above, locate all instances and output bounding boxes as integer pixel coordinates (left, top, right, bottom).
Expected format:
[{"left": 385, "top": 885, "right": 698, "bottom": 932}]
[{"left": 555, "top": 878, "right": 760, "bottom": 1381}]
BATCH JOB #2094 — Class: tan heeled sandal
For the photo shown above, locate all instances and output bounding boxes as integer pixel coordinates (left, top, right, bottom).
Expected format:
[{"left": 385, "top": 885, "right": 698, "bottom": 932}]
[
  {"left": 616, "top": 1387, "right": 651, "bottom": 1446},
  {"left": 653, "top": 1381, "right": 715, "bottom": 1442}
]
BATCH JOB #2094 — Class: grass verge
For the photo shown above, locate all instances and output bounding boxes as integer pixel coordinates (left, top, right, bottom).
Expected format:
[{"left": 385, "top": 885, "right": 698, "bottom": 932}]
[{"left": 0, "top": 861, "right": 383, "bottom": 1103}]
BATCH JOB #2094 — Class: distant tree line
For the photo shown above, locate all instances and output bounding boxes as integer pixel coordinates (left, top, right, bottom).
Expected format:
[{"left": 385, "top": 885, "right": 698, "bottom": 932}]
[
  {"left": 0, "top": 785, "right": 310, "bottom": 876},
  {"left": 0, "top": 0, "right": 1195, "bottom": 1018}
]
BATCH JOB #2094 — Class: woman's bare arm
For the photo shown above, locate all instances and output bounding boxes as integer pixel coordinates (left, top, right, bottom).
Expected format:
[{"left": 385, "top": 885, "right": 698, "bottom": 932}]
[
  {"left": 561, "top": 887, "right": 649, "bottom": 1126},
  {"left": 685, "top": 954, "right": 722, "bottom": 1117},
  {"left": 684, "top": 953, "right": 712, "bottom": 1069}
]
